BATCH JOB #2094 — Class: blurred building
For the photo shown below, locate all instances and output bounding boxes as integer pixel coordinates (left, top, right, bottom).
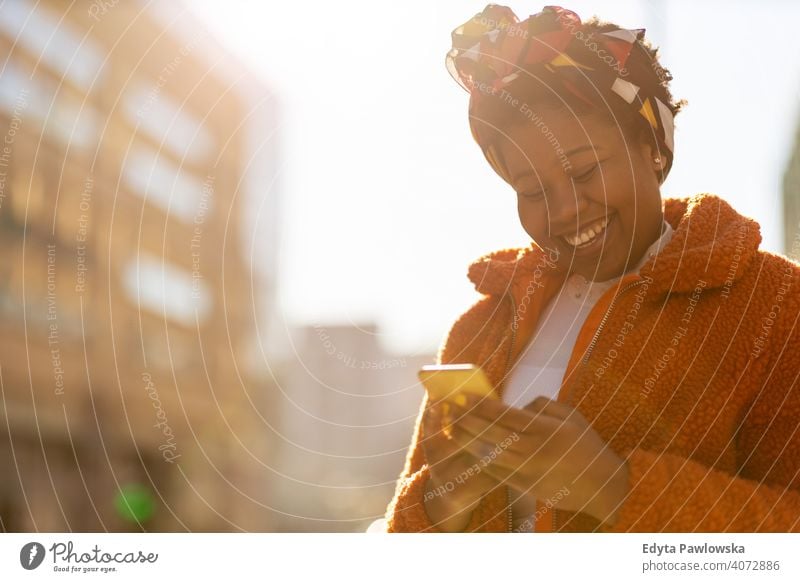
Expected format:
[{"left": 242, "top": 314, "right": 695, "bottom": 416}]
[
  {"left": 0, "top": 0, "right": 280, "bottom": 531},
  {"left": 273, "top": 322, "right": 432, "bottom": 532},
  {"left": 784, "top": 119, "right": 800, "bottom": 259}
]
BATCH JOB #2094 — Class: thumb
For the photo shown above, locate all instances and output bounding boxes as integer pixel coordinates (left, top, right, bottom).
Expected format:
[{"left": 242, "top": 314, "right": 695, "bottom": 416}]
[{"left": 523, "top": 396, "right": 584, "bottom": 423}]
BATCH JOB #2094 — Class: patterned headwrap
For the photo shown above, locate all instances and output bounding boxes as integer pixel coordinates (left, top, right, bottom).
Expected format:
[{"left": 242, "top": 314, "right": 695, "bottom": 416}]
[{"left": 446, "top": 4, "right": 676, "bottom": 177}]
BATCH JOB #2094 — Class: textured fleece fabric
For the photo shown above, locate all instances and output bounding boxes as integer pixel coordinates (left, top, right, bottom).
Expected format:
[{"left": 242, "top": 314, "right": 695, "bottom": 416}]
[{"left": 385, "top": 193, "right": 800, "bottom": 532}]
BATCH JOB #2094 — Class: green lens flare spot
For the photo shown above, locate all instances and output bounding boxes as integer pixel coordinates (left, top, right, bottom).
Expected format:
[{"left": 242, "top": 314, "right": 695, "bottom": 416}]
[{"left": 114, "top": 484, "right": 155, "bottom": 523}]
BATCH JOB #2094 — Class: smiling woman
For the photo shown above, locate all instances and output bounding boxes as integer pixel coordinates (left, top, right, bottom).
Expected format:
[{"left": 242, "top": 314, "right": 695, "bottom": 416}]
[
  {"left": 385, "top": 3, "right": 800, "bottom": 534},
  {"left": 465, "top": 6, "right": 683, "bottom": 283}
]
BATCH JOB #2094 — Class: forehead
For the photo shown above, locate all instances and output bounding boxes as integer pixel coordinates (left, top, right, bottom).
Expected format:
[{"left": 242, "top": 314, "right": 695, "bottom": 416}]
[{"left": 491, "top": 110, "right": 617, "bottom": 177}]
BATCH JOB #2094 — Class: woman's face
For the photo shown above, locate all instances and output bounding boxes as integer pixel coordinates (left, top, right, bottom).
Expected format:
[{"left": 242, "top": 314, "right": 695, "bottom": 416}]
[{"left": 490, "top": 110, "right": 665, "bottom": 282}]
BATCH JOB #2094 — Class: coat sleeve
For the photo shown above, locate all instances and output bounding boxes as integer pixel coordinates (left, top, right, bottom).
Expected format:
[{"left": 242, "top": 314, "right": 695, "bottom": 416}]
[
  {"left": 599, "top": 300, "right": 800, "bottom": 533},
  {"left": 385, "top": 295, "right": 509, "bottom": 532}
]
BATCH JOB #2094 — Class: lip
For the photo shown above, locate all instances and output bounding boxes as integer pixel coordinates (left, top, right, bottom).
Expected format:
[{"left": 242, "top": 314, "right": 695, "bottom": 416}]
[{"left": 561, "top": 213, "right": 616, "bottom": 258}]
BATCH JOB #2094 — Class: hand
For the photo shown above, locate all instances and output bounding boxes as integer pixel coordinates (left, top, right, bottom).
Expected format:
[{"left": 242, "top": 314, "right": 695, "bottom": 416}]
[
  {"left": 448, "top": 394, "right": 630, "bottom": 525},
  {"left": 419, "top": 398, "right": 504, "bottom": 531}
]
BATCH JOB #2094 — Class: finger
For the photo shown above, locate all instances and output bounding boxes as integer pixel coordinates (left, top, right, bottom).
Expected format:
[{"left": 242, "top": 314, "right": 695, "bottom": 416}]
[
  {"left": 522, "top": 396, "right": 587, "bottom": 425},
  {"left": 522, "top": 396, "right": 569, "bottom": 419},
  {"left": 457, "top": 395, "right": 538, "bottom": 433},
  {"left": 457, "top": 442, "right": 528, "bottom": 491},
  {"left": 452, "top": 399, "right": 560, "bottom": 438},
  {"left": 431, "top": 405, "right": 475, "bottom": 460},
  {"left": 422, "top": 403, "right": 450, "bottom": 445},
  {"left": 469, "top": 459, "right": 532, "bottom": 496},
  {"left": 452, "top": 412, "right": 525, "bottom": 446},
  {"left": 448, "top": 426, "right": 529, "bottom": 473},
  {"left": 422, "top": 421, "right": 461, "bottom": 470}
]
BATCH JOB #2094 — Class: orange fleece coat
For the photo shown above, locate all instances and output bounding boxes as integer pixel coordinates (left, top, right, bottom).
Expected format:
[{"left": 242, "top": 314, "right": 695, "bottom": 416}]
[{"left": 385, "top": 193, "right": 800, "bottom": 532}]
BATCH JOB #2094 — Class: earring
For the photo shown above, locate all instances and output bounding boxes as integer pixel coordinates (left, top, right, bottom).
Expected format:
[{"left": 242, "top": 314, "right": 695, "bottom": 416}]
[{"left": 653, "top": 157, "right": 661, "bottom": 164}]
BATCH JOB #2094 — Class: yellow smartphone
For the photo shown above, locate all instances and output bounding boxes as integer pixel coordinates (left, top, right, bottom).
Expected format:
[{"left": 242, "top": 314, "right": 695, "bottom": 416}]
[
  {"left": 417, "top": 363, "right": 497, "bottom": 405},
  {"left": 418, "top": 364, "right": 497, "bottom": 437}
]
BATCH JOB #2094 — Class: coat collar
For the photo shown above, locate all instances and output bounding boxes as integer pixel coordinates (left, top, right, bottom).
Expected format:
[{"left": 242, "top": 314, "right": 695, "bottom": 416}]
[{"left": 466, "top": 193, "right": 762, "bottom": 299}]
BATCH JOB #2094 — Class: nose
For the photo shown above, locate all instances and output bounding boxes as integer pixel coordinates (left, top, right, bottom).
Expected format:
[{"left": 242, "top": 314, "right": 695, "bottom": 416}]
[{"left": 547, "top": 182, "right": 589, "bottom": 235}]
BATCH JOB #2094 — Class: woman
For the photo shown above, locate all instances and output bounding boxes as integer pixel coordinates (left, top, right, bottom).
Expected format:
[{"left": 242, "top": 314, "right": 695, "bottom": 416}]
[{"left": 385, "top": 4, "right": 800, "bottom": 532}]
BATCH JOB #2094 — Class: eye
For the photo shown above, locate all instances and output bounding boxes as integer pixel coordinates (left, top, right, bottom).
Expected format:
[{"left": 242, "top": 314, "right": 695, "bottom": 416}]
[{"left": 571, "top": 164, "right": 598, "bottom": 183}]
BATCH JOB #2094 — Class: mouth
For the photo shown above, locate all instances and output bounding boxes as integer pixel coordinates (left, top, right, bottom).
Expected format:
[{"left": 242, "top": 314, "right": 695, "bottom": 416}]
[{"left": 559, "top": 214, "right": 615, "bottom": 255}]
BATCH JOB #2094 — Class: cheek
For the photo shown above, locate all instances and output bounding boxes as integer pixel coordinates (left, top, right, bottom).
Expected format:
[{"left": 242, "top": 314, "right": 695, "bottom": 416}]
[
  {"left": 594, "top": 165, "right": 654, "bottom": 216},
  {"left": 600, "top": 169, "right": 637, "bottom": 204},
  {"left": 517, "top": 201, "right": 549, "bottom": 237}
]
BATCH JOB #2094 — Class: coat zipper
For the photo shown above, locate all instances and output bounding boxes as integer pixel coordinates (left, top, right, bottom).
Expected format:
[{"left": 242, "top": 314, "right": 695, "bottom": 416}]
[
  {"left": 554, "top": 278, "right": 642, "bottom": 532},
  {"left": 503, "top": 278, "right": 644, "bottom": 532},
  {"left": 503, "top": 292, "right": 516, "bottom": 533},
  {"left": 581, "top": 279, "right": 646, "bottom": 364}
]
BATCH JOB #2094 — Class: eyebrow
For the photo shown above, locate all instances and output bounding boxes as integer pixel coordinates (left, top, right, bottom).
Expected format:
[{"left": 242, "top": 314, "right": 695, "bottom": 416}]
[{"left": 511, "top": 144, "right": 603, "bottom": 184}]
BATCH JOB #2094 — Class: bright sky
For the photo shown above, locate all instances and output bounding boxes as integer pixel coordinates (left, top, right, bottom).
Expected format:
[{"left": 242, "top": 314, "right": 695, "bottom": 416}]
[{"left": 190, "top": 0, "right": 800, "bottom": 356}]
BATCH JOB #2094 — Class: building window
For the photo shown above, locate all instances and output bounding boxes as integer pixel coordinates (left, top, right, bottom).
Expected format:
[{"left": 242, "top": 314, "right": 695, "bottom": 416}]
[
  {"left": 123, "top": 83, "right": 214, "bottom": 164},
  {"left": 122, "top": 255, "right": 211, "bottom": 326},
  {"left": 0, "top": 62, "right": 99, "bottom": 149},
  {"left": 122, "top": 147, "right": 212, "bottom": 223},
  {"left": 0, "top": 0, "right": 105, "bottom": 93}
]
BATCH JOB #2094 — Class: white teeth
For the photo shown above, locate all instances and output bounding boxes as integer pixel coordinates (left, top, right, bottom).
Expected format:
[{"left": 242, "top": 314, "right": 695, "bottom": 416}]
[{"left": 562, "top": 217, "right": 609, "bottom": 247}]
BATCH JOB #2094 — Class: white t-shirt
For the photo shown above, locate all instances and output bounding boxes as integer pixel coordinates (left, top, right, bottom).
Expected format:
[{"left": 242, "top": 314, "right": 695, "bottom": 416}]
[
  {"left": 503, "top": 220, "right": 674, "bottom": 531},
  {"left": 503, "top": 220, "right": 674, "bottom": 408}
]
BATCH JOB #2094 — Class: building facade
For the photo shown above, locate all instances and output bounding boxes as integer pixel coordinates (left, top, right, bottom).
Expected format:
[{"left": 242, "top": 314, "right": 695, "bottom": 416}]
[
  {"left": 273, "top": 322, "right": 432, "bottom": 532},
  {"left": 784, "top": 120, "right": 800, "bottom": 259},
  {"left": 0, "top": 0, "right": 279, "bottom": 531}
]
